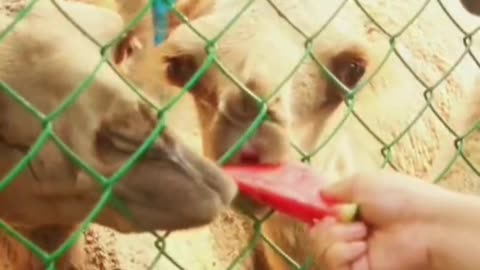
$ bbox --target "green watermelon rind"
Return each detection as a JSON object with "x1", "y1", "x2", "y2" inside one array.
[{"x1": 337, "y1": 203, "x2": 360, "y2": 222}]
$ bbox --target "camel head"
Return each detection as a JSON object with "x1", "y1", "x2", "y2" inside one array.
[{"x1": 0, "y1": 0, "x2": 237, "y2": 233}]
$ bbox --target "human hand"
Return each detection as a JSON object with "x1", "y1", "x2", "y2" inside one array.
[{"x1": 311, "y1": 170, "x2": 458, "y2": 270}]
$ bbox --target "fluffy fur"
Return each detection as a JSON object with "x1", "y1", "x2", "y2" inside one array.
[
  {"x1": 0, "y1": 1, "x2": 236, "y2": 269},
  {"x1": 149, "y1": 0, "x2": 480, "y2": 269}
]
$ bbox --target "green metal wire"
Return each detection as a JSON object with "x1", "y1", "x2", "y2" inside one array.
[{"x1": 0, "y1": 0, "x2": 479, "y2": 269}]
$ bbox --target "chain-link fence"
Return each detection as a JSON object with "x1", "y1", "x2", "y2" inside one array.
[{"x1": 1, "y1": 0, "x2": 480, "y2": 269}]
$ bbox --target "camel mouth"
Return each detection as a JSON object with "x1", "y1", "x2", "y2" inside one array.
[
  {"x1": 95, "y1": 129, "x2": 237, "y2": 232},
  {"x1": 110, "y1": 184, "x2": 226, "y2": 232},
  {"x1": 238, "y1": 149, "x2": 261, "y2": 165},
  {"x1": 233, "y1": 145, "x2": 287, "y2": 167},
  {"x1": 228, "y1": 148, "x2": 288, "y2": 217}
]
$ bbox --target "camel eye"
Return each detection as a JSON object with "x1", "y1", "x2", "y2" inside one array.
[
  {"x1": 165, "y1": 54, "x2": 198, "y2": 87},
  {"x1": 344, "y1": 60, "x2": 366, "y2": 88},
  {"x1": 322, "y1": 50, "x2": 367, "y2": 105},
  {"x1": 331, "y1": 51, "x2": 367, "y2": 90}
]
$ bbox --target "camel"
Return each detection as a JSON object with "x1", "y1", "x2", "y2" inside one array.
[
  {"x1": 461, "y1": 0, "x2": 480, "y2": 15},
  {"x1": 0, "y1": 1, "x2": 236, "y2": 269},
  {"x1": 135, "y1": 0, "x2": 480, "y2": 269}
]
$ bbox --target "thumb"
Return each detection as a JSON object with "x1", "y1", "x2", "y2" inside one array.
[
  {"x1": 320, "y1": 178, "x2": 358, "y2": 204},
  {"x1": 319, "y1": 178, "x2": 362, "y2": 223}
]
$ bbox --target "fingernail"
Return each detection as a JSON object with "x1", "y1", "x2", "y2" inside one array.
[
  {"x1": 319, "y1": 189, "x2": 344, "y2": 205},
  {"x1": 348, "y1": 241, "x2": 367, "y2": 257}
]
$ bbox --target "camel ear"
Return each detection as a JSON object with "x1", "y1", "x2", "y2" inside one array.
[
  {"x1": 114, "y1": 0, "x2": 215, "y2": 71},
  {"x1": 113, "y1": 32, "x2": 144, "y2": 73},
  {"x1": 167, "y1": 0, "x2": 215, "y2": 36},
  {"x1": 55, "y1": 0, "x2": 124, "y2": 44}
]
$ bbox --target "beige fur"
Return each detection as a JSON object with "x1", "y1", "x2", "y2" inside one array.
[
  {"x1": 0, "y1": 1, "x2": 237, "y2": 269},
  {"x1": 145, "y1": 0, "x2": 480, "y2": 269},
  {"x1": 70, "y1": 0, "x2": 154, "y2": 75},
  {"x1": 429, "y1": 74, "x2": 480, "y2": 194}
]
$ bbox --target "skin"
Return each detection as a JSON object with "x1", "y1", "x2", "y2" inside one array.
[
  {"x1": 0, "y1": 1, "x2": 237, "y2": 269},
  {"x1": 313, "y1": 170, "x2": 480, "y2": 270}
]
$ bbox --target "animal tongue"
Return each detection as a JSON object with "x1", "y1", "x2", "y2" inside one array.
[{"x1": 223, "y1": 163, "x2": 358, "y2": 225}]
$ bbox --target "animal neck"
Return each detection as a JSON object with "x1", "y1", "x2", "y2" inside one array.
[{"x1": 0, "y1": 224, "x2": 84, "y2": 270}]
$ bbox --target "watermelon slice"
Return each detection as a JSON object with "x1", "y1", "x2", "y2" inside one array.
[{"x1": 223, "y1": 163, "x2": 359, "y2": 225}]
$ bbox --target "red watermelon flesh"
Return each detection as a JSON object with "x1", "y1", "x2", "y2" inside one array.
[{"x1": 223, "y1": 163, "x2": 358, "y2": 225}]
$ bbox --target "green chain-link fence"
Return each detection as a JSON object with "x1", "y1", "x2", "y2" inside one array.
[{"x1": 1, "y1": 0, "x2": 480, "y2": 269}]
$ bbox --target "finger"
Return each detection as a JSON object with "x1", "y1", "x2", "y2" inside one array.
[
  {"x1": 320, "y1": 178, "x2": 359, "y2": 203},
  {"x1": 311, "y1": 222, "x2": 368, "y2": 242},
  {"x1": 329, "y1": 222, "x2": 367, "y2": 242},
  {"x1": 352, "y1": 255, "x2": 369, "y2": 270},
  {"x1": 309, "y1": 216, "x2": 336, "y2": 234},
  {"x1": 324, "y1": 241, "x2": 367, "y2": 269},
  {"x1": 316, "y1": 216, "x2": 337, "y2": 227},
  {"x1": 320, "y1": 171, "x2": 406, "y2": 203}
]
